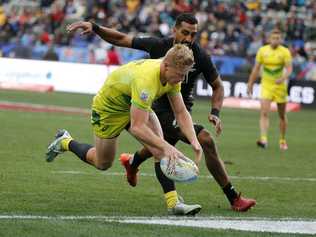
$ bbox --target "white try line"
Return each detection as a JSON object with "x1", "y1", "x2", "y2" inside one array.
[
  {"x1": 51, "y1": 171, "x2": 316, "y2": 182},
  {"x1": 1, "y1": 215, "x2": 315, "y2": 235}
]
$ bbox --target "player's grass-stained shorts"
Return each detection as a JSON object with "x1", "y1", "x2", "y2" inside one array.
[
  {"x1": 91, "y1": 104, "x2": 130, "y2": 139},
  {"x1": 260, "y1": 81, "x2": 288, "y2": 103}
]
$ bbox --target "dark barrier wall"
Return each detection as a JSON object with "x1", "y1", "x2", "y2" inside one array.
[{"x1": 194, "y1": 75, "x2": 316, "y2": 109}]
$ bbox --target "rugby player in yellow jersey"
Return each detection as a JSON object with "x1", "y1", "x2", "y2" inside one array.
[
  {"x1": 45, "y1": 44, "x2": 203, "y2": 215},
  {"x1": 247, "y1": 29, "x2": 293, "y2": 150},
  {"x1": 67, "y1": 14, "x2": 256, "y2": 214}
]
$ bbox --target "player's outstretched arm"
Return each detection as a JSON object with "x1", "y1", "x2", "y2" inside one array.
[
  {"x1": 66, "y1": 21, "x2": 133, "y2": 48},
  {"x1": 168, "y1": 94, "x2": 202, "y2": 166},
  {"x1": 129, "y1": 105, "x2": 183, "y2": 160}
]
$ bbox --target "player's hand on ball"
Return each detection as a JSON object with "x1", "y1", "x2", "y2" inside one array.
[
  {"x1": 67, "y1": 21, "x2": 92, "y2": 35},
  {"x1": 164, "y1": 144, "x2": 184, "y2": 161},
  {"x1": 162, "y1": 145, "x2": 183, "y2": 175},
  {"x1": 208, "y1": 114, "x2": 222, "y2": 136}
]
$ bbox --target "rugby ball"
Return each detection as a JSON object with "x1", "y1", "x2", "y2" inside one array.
[{"x1": 160, "y1": 156, "x2": 198, "y2": 182}]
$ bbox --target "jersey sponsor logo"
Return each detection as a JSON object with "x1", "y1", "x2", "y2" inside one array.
[{"x1": 140, "y1": 90, "x2": 149, "y2": 102}]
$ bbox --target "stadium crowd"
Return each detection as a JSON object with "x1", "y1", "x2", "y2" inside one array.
[{"x1": 0, "y1": 0, "x2": 316, "y2": 80}]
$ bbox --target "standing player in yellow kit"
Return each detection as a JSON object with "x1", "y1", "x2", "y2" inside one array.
[{"x1": 247, "y1": 29, "x2": 293, "y2": 150}]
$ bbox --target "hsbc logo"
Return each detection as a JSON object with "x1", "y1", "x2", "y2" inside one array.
[
  {"x1": 195, "y1": 79, "x2": 315, "y2": 106},
  {"x1": 289, "y1": 86, "x2": 314, "y2": 104},
  {"x1": 196, "y1": 80, "x2": 231, "y2": 97},
  {"x1": 196, "y1": 79, "x2": 258, "y2": 99}
]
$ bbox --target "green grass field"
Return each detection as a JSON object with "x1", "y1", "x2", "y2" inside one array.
[{"x1": 1, "y1": 90, "x2": 315, "y2": 237}]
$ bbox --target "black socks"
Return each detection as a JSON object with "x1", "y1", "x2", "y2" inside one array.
[
  {"x1": 130, "y1": 151, "x2": 146, "y2": 169},
  {"x1": 69, "y1": 140, "x2": 93, "y2": 162},
  {"x1": 223, "y1": 182, "x2": 238, "y2": 205},
  {"x1": 154, "y1": 162, "x2": 175, "y2": 193}
]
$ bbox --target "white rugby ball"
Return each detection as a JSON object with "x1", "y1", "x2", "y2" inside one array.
[{"x1": 160, "y1": 156, "x2": 198, "y2": 182}]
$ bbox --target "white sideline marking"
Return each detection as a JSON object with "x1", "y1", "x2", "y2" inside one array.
[
  {"x1": 0, "y1": 215, "x2": 315, "y2": 234},
  {"x1": 51, "y1": 171, "x2": 316, "y2": 182}
]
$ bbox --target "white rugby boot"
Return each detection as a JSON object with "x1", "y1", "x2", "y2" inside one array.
[
  {"x1": 168, "y1": 200, "x2": 202, "y2": 216},
  {"x1": 46, "y1": 129, "x2": 72, "y2": 162}
]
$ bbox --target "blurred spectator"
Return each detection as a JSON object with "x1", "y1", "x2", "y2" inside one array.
[
  {"x1": 247, "y1": 33, "x2": 264, "y2": 57},
  {"x1": 267, "y1": 0, "x2": 289, "y2": 11},
  {"x1": 40, "y1": 0, "x2": 54, "y2": 8},
  {"x1": 50, "y1": 2, "x2": 65, "y2": 32},
  {"x1": 0, "y1": 5, "x2": 6, "y2": 27},
  {"x1": 43, "y1": 45, "x2": 59, "y2": 61},
  {"x1": 199, "y1": 31, "x2": 211, "y2": 54},
  {"x1": 0, "y1": 0, "x2": 315, "y2": 79},
  {"x1": 298, "y1": 54, "x2": 316, "y2": 81},
  {"x1": 11, "y1": 43, "x2": 32, "y2": 59},
  {"x1": 105, "y1": 46, "x2": 121, "y2": 65},
  {"x1": 171, "y1": 0, "x2": 192, "y2": 17}
]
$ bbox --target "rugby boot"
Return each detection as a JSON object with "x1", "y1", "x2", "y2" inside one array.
[
  {"x1": 256, "y1": 140, "x2": 268, "y2": 149},
  {"x1": 279, "y1": 140, "x2": 288, "y2": 151},
  {"x1": 46, "y1": 129, "x2": 72, "y2": 162},
  {"x1": 231, "y1": 193, "x2": 256, "y2": 212},
  {"x1": 168, "y1": 201, "x2": 202, "y2": 216},
  {"x1": 120, "y1": 153, "x2": 139, "y2": 187}
]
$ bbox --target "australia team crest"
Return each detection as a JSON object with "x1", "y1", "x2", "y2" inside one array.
[{"x1": 140, "y1": 90, "x2": 149, "y2": 102}]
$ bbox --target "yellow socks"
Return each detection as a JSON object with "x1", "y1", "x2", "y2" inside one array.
[
  {"x1": 61, "y1": 138, "x2": 72, "y2": 151},
  {"x1": 279, "y1": 138, "x2": 286, "y2": 145},
  {"x1": 260, "y1": 135, "x2": 267, "y2": 143},
  {"x1": 165, "y1": 191, "x2": 178, "y2": 209}
]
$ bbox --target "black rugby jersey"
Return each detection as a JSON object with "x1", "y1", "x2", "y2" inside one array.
[{"x1": 132, "y1": 37, "x2": 219, "y2": 112}]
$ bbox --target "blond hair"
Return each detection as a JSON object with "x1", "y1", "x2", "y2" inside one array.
[
  {"x1": 164, "y1": 44, "x2": 194, "y2": 70},
  {"x1": 270, "y1": 28, "x2": 283, "y2": 36}
]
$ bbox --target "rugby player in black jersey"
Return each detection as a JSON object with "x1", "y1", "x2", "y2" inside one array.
[{"x1": 67, "y1": 13, "x2": 256, "y2": 215}]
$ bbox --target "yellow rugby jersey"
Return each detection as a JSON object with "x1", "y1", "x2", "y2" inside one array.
[
  {"x1": 256, "y1": 44, "x2": 292, "y2": 83},
  {"x1": 93, "y1": 59, "x2": 181, "y2": 113}
]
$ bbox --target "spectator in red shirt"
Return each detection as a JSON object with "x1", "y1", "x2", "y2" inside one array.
[{"x1": 105, "y1": 46, "x2": 121, "y2": 65}]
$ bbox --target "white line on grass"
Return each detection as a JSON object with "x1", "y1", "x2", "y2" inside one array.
[
  {"x1": 1, "y1": 215, "x2": 315, "y2": 234},
  {"x1": 51, "y1": 171, "x2": 316, "y2": 182}
]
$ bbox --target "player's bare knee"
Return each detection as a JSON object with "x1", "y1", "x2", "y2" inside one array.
[
  {"x1": 261, "y1": 111, "x2": 269, "y2": 118},
  {"x1": 198, "y1": 130, "x2": 215, "y2": 149},
  {"x1": 139, "y1": 147, "x2": 153, "y2": 159},
  {"x1": 95, "y1": 161, "x2": 113, "y2": 171},
  {"x1": 279, "y1": 114, "x2": 287, "y2": 120}
]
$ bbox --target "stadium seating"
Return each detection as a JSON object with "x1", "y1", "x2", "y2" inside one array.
[{"x1": 0, "y1": 0, "x2": 315, "y2": 79}]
